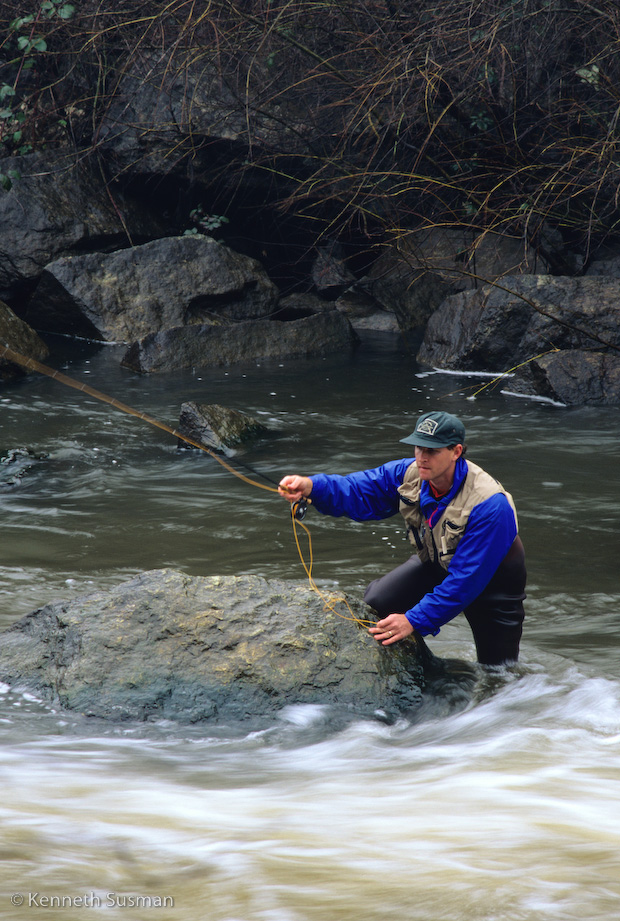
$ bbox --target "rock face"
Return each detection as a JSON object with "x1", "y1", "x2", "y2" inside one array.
[
  {"x1": 367, "y1": 228, "x2": 545, "y2": 333},
  {"x1": 417, "y1": 275, "x2": 620, "y2": 374},
  {"x1": 0, "y1": 301, "x2": 49, "y2": 381},
  {"x1": 97, "y1": 50, "x2": 309, "y2": 180},
  {"x1": 26, "y1": 235, "x2": 280, "y2": 342},
  {"x1": 122, "y1": 310, "x2": 358, "y2": 372},
  {"x1": 0, "y1": 569, "x2": 450, "y2": 725},
  {"x1": 0, "y1": 151, "x2": 157, "y2": 300},
  {"x1": 511, "y1": 349, "x2": 620, "y2": 405}
]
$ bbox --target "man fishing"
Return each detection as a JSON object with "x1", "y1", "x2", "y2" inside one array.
[{"x1": 279, "y1": 410, "x2": 526, "y2": 666}]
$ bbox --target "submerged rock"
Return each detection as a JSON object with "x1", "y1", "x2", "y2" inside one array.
[
  {"x1": 0, "y1": 569, "x2": 471, "y2": 726},
  {"x1": 0, "y1": 447, "x2": 48, "y2": 488},
  {"x1": 178, "y1": 402, "x2": 271, "y2": 454}
]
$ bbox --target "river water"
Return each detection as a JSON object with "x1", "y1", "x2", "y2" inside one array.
[{"x1": 1, "y1": 332, "x2": 619, "y2": 920}]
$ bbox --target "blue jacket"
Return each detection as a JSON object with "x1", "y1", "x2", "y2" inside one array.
[{"x1": 310, "y1": 458, "x2": 518, "y2": 636}]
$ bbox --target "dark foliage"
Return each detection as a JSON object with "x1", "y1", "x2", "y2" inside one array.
[{"x1": 1, "y1": 0, "x2": 619, "y2": 259}]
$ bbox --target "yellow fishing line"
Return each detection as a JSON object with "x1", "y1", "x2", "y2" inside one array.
[{"x1": 291, "y1": 502, "x2": 376, "y2": 628}]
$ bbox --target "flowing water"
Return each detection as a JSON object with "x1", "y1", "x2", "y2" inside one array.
[{"x1": 1, "y1": 332, "x2": 619, "y2": 920}]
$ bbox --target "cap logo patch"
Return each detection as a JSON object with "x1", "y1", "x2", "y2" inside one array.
[{"x1": 416, "y1": 419, "x2": 438, "y2": 436}]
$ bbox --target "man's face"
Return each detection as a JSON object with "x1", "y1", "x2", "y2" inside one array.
[{"x1": 414, "y1": 444, "x2": 463, "y2": 490}]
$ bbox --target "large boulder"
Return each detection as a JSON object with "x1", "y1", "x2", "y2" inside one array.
[
  {"x1": 0, "y1": 301, "x2": 49, "y2": 381},
  {"x1": 510, "y1": 349, "x2": 620, "y2": 405},
  {"x1": 121, "y1": 310, "x2": 358, "y2": 372},
  {"x1": 0, "y1": 569, "x2": 471, "y2": 726},
  {"x1": 25, "y1": 235, "x2": 280, "y2": 342},
  {"x1": 0, "y1": 150, "x2": 157, "y2": 301},
  {"x1": 418, "y1": 275, "x2": 620, "y2": 375},
  {"x1": 367, "y1": 227, "x2": 545, "y2": 333}
]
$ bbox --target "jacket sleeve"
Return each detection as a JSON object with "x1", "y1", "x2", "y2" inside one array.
[
  {"x1": 309, "y1": 459, "x2": 415, "y2": 521},
  {"x1": 404, "y1": 493, "x2": 518, "y2": 636}
]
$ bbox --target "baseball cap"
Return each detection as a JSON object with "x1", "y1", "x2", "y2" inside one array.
[{"x1": 400, "y1": 411, "x2": 466, "y2": 448}]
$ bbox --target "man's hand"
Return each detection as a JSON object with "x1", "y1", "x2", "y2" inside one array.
[
  {"x1": 278, "y1": 475, "x2": 313, "y2": 503},
  {"x1": 369, "y1": 613, "x2": 414, "y2": 645}
]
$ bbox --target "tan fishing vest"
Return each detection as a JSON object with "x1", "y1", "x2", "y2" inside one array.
[{"x1": 397, "y1": 461, "x2": 518, "y2": 571}]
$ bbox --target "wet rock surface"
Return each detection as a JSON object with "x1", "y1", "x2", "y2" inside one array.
[
  {"x1": 0, "y1": 447, "x2": 48, "y2": 488},
  {"x1": 0, "y1": 569, "x2": 473, "y2": 726},
  {"x1": 178, "y1": 402, "x2": 272, "y2": 454}
]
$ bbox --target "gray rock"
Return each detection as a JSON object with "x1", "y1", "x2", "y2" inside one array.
[
  {"x1": 26, "y1": 235, "x2": 280, "y2": 342},
  {"x1": 0, "y1": 301, "x2": 49, "y2": 380},
  {"x1": 585, "y1": 253, "x2": 620, "y2": 278},
  {"x1": 98, "y1": 49, "x2": 309, "y2": 179},
  {"x1": 510, "y1": 349, "x2": 620, "y2": 405},
  {"x1": 178, "y1": 402, "x2": 271, "y2": 454},
  {"x1": 0, "y1": 150, "x2": 157, "y2": 299},
  {"x1": 273, "y1": 293, "x2": 333, "y2": 319},
  {"x1": 311, "y1": 240, "x2": 356, "y2": 295},
  {"x1": 335, "y1": 289, "x2": 400, "y2": 333},
  {"x1": 121, "y1": 311, "x2": 358, "y2": 372},
  {"x1": 418, "y1": 275, "x2": 620, "y2": 373},
  {"x1": 367, "y1": 228, "x2": 545, "y2": 333},
  {"x1": 0, "y1": 569, "x2": 457, "y2": 726}
]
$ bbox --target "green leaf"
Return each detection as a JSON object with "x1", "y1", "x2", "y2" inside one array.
[
  {"x1": 0, "y1": 85, "x2": 15, "y2": 100},
  {"x1": 10, "y1": 15, "x2": 34, "y2": 30},
  {"x1": 32, "y1": 38, "x2": 47, "y2": 52},
  {"x1": 58, "y1": 4, "x2": 76, "y2": 19}
]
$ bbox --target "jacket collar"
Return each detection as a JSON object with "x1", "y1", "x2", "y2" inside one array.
[{"x1": 420, "y1": 457, "x2": 468, "y2": 527}]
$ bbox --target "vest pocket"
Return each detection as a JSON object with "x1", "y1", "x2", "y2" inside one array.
[{"x1": 439, "y1": 519, "x2": 463, "y2": 559}]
